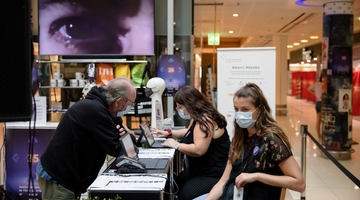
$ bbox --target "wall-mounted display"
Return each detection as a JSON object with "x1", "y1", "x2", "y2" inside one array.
[
  {"x1": 38, "y1": 0, "x2": 154, "y2": 56},
  {"x1": 157, "y1": 55, "x2": 186, "y2": 97}
]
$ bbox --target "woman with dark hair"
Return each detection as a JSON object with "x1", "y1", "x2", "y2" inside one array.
[
  {"x1": 152, "y1": 85, "x2": 230, "y2": 200},
  {"x1": 205, "y1": 83, "x2": 305, "y2": 200}
]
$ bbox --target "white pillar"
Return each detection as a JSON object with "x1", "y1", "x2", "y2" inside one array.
[{"x1": 166, "y1": 0, "x2": 174, "y2": 119}]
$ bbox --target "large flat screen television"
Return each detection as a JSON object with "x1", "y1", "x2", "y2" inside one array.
[{"x1": 38, "y1": 0, "x2": 154, "y2": 56}]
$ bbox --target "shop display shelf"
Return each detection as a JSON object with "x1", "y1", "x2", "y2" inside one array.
[{"x1": 39, "y1": 86, "x2": 85, "y2": 89}]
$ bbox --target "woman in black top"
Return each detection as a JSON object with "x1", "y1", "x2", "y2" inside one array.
[
  {"x1": 206, "y1": 83, "x2": 305, "y2": 200},
  {"x1": 152, "y1": 86, "x2": 230, "y2": 200}
]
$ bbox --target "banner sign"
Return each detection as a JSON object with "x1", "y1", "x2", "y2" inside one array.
[
  {"x1": 217, "y1": 47, "x2": 276, "y2": 139},
  {"x1": 5, "y1": 128, "x2": 55, "y2": 200}
]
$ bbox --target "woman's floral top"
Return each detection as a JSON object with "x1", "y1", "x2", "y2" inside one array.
[{"x1": 220, "y1": 132, "x2": 292, "y2": 200}]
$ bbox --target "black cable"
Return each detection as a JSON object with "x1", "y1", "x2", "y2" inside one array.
[
  {"x1": 27, "y1": 95, "x2": 37, "y2": 197},
  {"x1": 0, "y1": 186, "x2": 14, "y2": 200},
  {"x1": 306, "y1": 131, "x2": 360, "y2": 187}
]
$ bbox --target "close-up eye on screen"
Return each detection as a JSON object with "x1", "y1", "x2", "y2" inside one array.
[{"x1": 38, "y1": 0, "x2": 154, "y2": 55}]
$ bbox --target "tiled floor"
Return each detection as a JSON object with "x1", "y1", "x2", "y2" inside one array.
[{"x1": 280, "y1": 96, "x2": 360, "y2": 200}]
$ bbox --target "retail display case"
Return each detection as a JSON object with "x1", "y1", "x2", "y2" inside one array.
[{"x1": 36, "y1": 59, "x2": 152, "y2": 127}]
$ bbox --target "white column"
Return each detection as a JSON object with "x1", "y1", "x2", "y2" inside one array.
[
  {"x1": 166, "y1": 0, "x2": 174, "y2": 119},
  {"x1": 273, "y1": 35, "x2": 288, "y2": 116}
]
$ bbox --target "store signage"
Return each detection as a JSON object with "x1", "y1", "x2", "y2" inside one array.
[
  {"x1": 217, "y1": 47, "x2": 276, "y2": 139},
  {"x1": 208, "y1": 33, "x2": 220, "y2": 45},
  {"x1": 302, "y1": 48, "x2": 312, "y2": 61}
]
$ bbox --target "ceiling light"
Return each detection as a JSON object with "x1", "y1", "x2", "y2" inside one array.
[
  {"x1": 233, "y1": 14, "x2": 238, "y2": 17},
  {"x1": 301, "y1": 40, "x2": 308, "y2": 43},
  {"x1": 310, "y1": 36, "x2": 318, "y2": 39},
  {"x1": 358, "y1": 17, "x2": 360, "y2": 21},
  {"x1": 293, "y1": 43, "x2": 300, "y2": 46},
  {"x1": 295, "y1": 0, "x2": 322, "y2": 7},
  {"x1": 287, "y1": 45, "x2": 293, "y2": 48},
  {"x1": 229, "y1": 31, "x2": 233, "y2": 34}
]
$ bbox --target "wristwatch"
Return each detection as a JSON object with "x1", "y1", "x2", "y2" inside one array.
[
  {"x1": 174, "y1": 142, "x2": 180, "y2": 150},
  {"x1": 164, "y1": 128, "x2": 173, "y2": 138}
]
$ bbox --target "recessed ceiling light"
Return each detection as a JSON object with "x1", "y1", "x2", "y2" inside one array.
[
  {"x1": 287, "y1": 45, "x2": 293, "y2": 48},
  {"x1": 293, "y1": 43, "x2": 300, "y2": 46},
  {"x1": 229, "y1": 31, "x2": 233, "y2": 34},
  {"x1": 301, "y1": 40, "x2": 308, "y2": 43},
  {"x1": 310, "y1": 36, "x2": 318, "y2": 39},
  {"x1": 358, "y1": 17, "x2": 360, "y2": 21},
  {"x1": 233, "y1": 14, "x2": 239, "y2": 17}
]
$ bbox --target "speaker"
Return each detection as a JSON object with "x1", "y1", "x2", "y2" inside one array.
[{"x1": 0, "y1": 0, "x2": 33, "y2": 122}]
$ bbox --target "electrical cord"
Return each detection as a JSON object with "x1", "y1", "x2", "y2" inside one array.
[{"x1": 27, "y1": 94, "x2": 37, "y2": 197}]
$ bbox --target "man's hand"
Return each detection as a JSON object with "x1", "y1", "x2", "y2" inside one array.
[
  {"x1": 123, "y1": 125, "x2": 136, "y2": 138},
  {"x1": 116, "y1": 125, "x2": 126, "y2": 137}
]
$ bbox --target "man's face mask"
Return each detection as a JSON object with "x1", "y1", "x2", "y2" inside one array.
[
  {"x1": 145, "y1": 87, "x2": 154, "y2": 98},
  {"x1": 117, "y1": 105, "x2": 132, "y2": 117}
]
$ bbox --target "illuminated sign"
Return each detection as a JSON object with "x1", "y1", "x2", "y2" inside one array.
[
  {"x1": 208, "y1": 33, "x2": 220, "y2": 45},
  {"x1": 302, "y1": 48, "x2": 312, "y2": 61}
]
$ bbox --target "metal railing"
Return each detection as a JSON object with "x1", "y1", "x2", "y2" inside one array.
[{"x1": 300, "y1": 124, "x2": 360, "y2": 200}]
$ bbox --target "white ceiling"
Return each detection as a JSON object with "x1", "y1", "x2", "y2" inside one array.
[{"x1": 194, "y1": 0, "x2": 360, "y2": 54}]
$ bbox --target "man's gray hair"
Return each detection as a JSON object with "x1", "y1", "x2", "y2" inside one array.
[{"x1": 103, "y1": 77, "x2": 135, "y2": 105}]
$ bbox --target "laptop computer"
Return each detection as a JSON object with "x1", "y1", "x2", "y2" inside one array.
[
  {"x1": 139, "y1": 121, "x2": 169, "y2": 148},
  {"x1": 117, "y1": 133, "x2": 169, "y2": 172}
]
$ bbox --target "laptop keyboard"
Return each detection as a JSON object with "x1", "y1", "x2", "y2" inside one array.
[{"x1": 139, "y1": 158, "x2": 158, "y2": 168}]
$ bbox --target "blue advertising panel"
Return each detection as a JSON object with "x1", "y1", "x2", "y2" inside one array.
[
  {"x1": 157, "y1": 55, "x2": 186, "y2": 97},
  {"x1": 5, "y1": 128, "x2": 54, "y2": 200}
]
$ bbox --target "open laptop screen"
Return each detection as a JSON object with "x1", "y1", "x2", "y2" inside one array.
[
  {"x1": 139, "y1": 122, "x2": 155, "y2": 146},
  {"x1": 120, "y1": 133, "x2": 138, "y2": 159}
]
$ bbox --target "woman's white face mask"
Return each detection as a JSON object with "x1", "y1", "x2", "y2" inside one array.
[
  {"x1": 178, "y1": 109, "x2": 191, "y2": 120},
  {"x1": 235, "y1": 107, "x2": 258, "y2": 128}
]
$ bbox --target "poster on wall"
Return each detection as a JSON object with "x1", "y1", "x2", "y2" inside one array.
[
  {"x1": 5, "y1": 128, "x2": 55, "y2": 200},
  {"x1": 338, "y1": 89, "x2": 351, "y2": 112},
  {"x1": 331, "y1": 46, "x2": 352, "y2": 77},
  {"x1": 217, "y1": 47, "x2": 276, "y2": 139},
  {"x1": 322, "y1": 37, "x2": 329, "y2": 69}
]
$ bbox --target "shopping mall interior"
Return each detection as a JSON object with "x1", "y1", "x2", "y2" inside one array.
[
  {"x1": 192, "y1": 1, "x2": 360, "y2": 199},
  {"x1": 194, "y1": 2, "x2": 360, "y2": 199}
]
